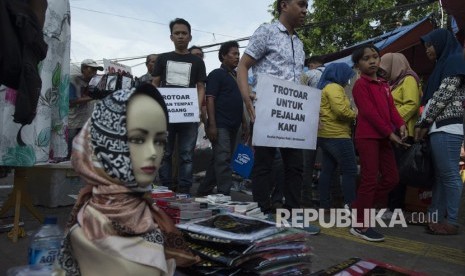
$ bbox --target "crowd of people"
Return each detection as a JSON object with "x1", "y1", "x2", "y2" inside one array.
[{"x1": 65, "y1": 0, "x2": 465, "y2": 242}]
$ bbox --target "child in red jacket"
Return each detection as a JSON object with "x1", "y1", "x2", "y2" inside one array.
[{"x1": 350, "y1": 45, "x2": 409, "y2": 242}]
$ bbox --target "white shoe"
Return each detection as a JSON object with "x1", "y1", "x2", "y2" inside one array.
[{"x1": 350, "y1": 227, "x2": 385, "y2": 242}]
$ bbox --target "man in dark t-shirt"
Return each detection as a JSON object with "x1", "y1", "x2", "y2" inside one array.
[
  {"x1": 197, "y1": 41, "x2": 248, "y2": 196},
  {"x1": 152, "y1": 18, "x2": 207, "y2": 194}
]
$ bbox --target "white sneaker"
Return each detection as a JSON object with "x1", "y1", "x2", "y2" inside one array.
[{"x1": 350, "y1": 227, "x2": 385, "y2": 242}]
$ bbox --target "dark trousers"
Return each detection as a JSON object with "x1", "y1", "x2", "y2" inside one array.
[
  {"x1": 252, "y1": 146, "x2": 303, "y2": 212},
  {"x1": 302, "y1": 149, "x2": 317, "y2": 207},
  {"x1": 159, "y1": 122, "x2": 198, "y2": 190},
  {"x1": 271, "y1": 149, "x2": 285, "y2": 204},
  {"x1": 197, "y1": 127, "x2": 238, "y2": 196}
]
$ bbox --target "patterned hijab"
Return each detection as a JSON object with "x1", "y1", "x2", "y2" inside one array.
[
  {"x1": 379, "y1": 53, "x2": 420, "y2": 90},
  {"x1": 90, "y1": 84, "x2": 169, "y2": 190},
  {"x1": 420, "y1": 28, "x2": 465, "y2": 105},
  {"x1": 317, "y1": 62, "x2": 355, "y2": 90},
  {"x1": 90, "y1": 89, "x2": 139, "y2": 187}
]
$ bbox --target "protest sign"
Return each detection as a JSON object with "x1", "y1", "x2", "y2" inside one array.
[
  {"x1": 103, "y1": 59, "x2": 132, "y2": 75},
  {"x1": 253, "y1": 74, "x2": 321, "y2": 149},
  {"x1": 102, "y1": 59, "x2": 133, "y2": 90},
  {"x1": 158, "y1": 88, "x2": 199, "y2": 123}
]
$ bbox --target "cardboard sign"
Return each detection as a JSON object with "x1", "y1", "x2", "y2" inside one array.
[
  {"x1": 158, "y1": 88, "x2": 199, "y2": 123},
  {"x1": 253, "y1": 74, "x2": 321, "y2": 149}
]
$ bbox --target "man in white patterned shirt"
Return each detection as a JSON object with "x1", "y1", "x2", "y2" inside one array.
[{"x1": 237, "y1": 0, "x2": 320, "y2": 234}]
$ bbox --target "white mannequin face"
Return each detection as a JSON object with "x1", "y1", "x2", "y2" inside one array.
[{"x1": 126, "y1": 94, "x2": 167, "y2": 187}]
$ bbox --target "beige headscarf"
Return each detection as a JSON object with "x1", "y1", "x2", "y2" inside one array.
[{"x1": 379, "y1": 53, "x2": 420, "y2": 90}]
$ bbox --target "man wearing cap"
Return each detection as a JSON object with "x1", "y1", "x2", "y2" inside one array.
[{"x1": 67, "y1": 59, "x2": 103, "y2": 158}]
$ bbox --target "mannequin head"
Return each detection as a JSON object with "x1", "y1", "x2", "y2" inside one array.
[
  {"x1": 127, "y1": 94, "x2": 167, "y2": 187},
  {"x1": 90, "y1": 83, "x2": 169, "y2": 190}
]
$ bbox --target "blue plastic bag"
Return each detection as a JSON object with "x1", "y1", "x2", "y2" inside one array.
[{"x1": 231, "y1": 143, "x2": 254, "y2": 179}]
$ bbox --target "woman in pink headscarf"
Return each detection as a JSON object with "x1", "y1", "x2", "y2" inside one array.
[
  {"x1": 378, "y1": 52, "x2": 421, "y2": 217},
  {"x1": 379, "y1": 53, "x2": 421, "y2": 140}
]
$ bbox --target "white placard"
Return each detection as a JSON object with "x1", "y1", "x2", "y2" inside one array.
[
  {"x1": 103, "y1": 58, "x2": 132, "y2": 75},
  {"x1": 253, "y1": 74, "x2": 321, "y2": 149},
  {"x1": 158, "y1": 88, "x2": 199, "y2": 123}
]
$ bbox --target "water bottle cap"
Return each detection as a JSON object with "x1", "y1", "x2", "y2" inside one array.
[{"x1": 43, "y1": 216, "x2": 57, "y2": 224}]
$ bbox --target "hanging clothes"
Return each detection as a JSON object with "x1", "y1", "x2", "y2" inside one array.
[{"x1": 0, "y1": 0, "x2": 70, "y2": 166}]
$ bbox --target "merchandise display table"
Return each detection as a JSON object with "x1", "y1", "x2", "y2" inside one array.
[{"x1": 0, "y1": 162, "x2": 81, "y2": 242}]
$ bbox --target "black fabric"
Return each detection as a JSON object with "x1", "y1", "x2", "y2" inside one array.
[
  {"x1": 205, "y1": 67, "x2": 243, "y2": 129},
  {"x1": 152, "y1": 51, "x2": 206, "y2": 88},
  {"x1": 0, "y1": 0, "x2": 22, "y2": 89},
  {"x1": 398, "y1": 141, "x2": 434, "y2": 188},
  {"x1": 420, "y1": 29, "x2": 465, "y2": 105},
  {"x1": 0, "y1": 0, "x2": 48, "y2": 125}
]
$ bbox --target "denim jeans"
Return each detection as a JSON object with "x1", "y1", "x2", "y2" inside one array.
[
  {"x1": 318, "y1": 138, "x2": 357, "y2": 209},
  {"x1": 429, "y1": 132, "x2": 463, "y2": 226},
  {"x1": 252, "y1": 147, "x2": 303, "y2": 211},
  {"x1": 197, "y1": 127, "x2": 238, "y2": 195},
  {"x1": 159, "y1": 122, "x2": 198, "y2": 190}
]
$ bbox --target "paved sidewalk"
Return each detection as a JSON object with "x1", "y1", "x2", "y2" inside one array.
[{"x1": 1, "y1": 171, "x2": 464, "y2": 275}]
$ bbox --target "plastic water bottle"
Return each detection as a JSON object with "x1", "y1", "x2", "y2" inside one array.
[
  {"x1": 7, "y1": 264, "x2": 52, "y2": 276},
  {"x1": 28, "y1": 216, "x2": 63, "y2": 267}
]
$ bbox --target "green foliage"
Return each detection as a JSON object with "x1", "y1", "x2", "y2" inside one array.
[
  {"x1": 269, "y1": 0, "x2": 438, "y2": 56},
  {"x1": 268, "y1": 1, "x2": 278, "y2": 18}
]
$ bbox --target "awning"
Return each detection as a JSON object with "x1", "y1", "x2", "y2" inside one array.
[{"x1": 324, "y1": 16, "x2": 435, "y2": 67}]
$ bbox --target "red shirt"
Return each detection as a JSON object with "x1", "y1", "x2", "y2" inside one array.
[{"x1": 353, "y1": 74, "x2": 404, "y2": 139}]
